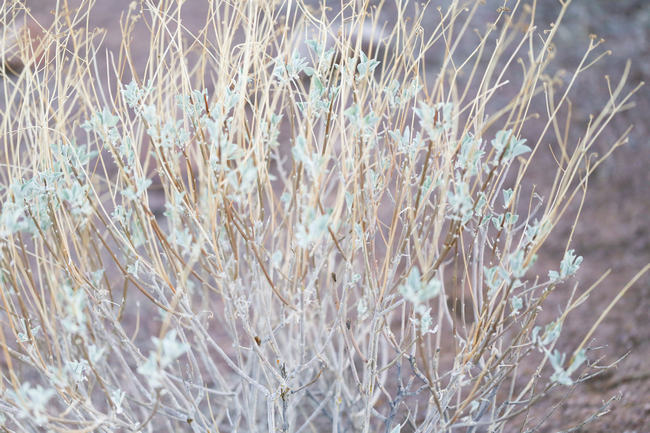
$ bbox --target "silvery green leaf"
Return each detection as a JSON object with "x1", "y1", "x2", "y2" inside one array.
[
  {"x1": 141, "y1": 104, "x2": 158, "y2": 126},
  {"x1": 510, "y1": 296, "x2": 523, "y2": 314},
  {"x1": 354, "y1": 223, "x2": 364, "y2": 242},
  {"x1": 385, "y1": 79, "x2": 400, "y2": 107},
  {"x1": 540, "y1": 320, "x2": 562, "y2": 346},
  {"x1": 475, "y1": 192, "x2": 488, "y2": 213},
  {"x1": 491, "y1": 130, "x2": 511, "y2": 152},
  {"x1": 388, "y1": 126, "x2": 411, "y2": 150},
  {"x1": 0, "y1": 201, "x2": 28, "y2": 237},
  {"x1": 400, "y1": 267, "x2": 441, "y2": 307},
  {"x1": 548, "y1": 349, "x2": 572, "y2": 385},
  {"x1": 547, "y1": 347, "x2": 585, "y2": 386},
  {"x1": 59, "y1": 284, "x2": 87, "y2": 334},
  {"x1": 345, "y1": 191, "x2": 353, "y2": 212},
  {"x1": 137, "y1": 354, "x2": 163, "y2": 388},
  {"x1": 176, "y1": 88, "x2": 207, "y2": 117},
  {"x1": 406, "y1": 266, "x2": 421, "y2": 292},
  {"x1": 491, "y1": 130, "x2": 530, "y2": 163},
  {"x1": 292, "y1": 135, "x2": 309, "y2": 164},
  {"x1": 306, "y1": 39, "x2": 321, "y2": 54},
  {"x1": 484, "y1": 266, "x2": 502, "y2": 294},
  {"x1": 567, "y1": 349, "x2": 587, "y2": 375},
  {"x1": 524, "y1": 219, "x2": 540, "y2": 242},
  {"x1": 87, "y1": 344, "x2": 105, "y2": 364},
  {"x1": 127, "y1": 260, "x2": 140, "y2": 276},
  {"x1": 308, "y1": 212, "x2": 330, "y2": 242},
  {"x1": 89, "y1": 269, "x2": 104, "y2": 287},
  {"x1": 418, "y1": 307, "x2": 433, "y2": 333},
  {"x1": 502, "y1": 188, "x2": 513, "y2": 208},
  {"x1": 273, "y1": 52, "x2": 308, "y2": 83},
  {"x1": 111, "y1": 389, "x2": 126, "y2": 414},
  {"x1": 172, "y1": 227, "x2": 193, "y2": 255},
  {"x1": 510, "y1": 139, "x2": 531, "y2": 159},
  {"x1": 271, "y1": 251, "x2": 283, "y2": 267},
  {"x1": 456, "y1": 133, "x2": 484, "y2": 175},
  {"x1": 560, "y1": 249, "x2": 583, "y2": 278},
  {"x1": 14, "y1": 383, "x2": 56, "y2": 425},
  {"x1": 59, "y1": 183, "x2": 92, "y2": 217},
  {"x1": 66, "y1": 359, "x2": 89, "y2": 384},
  {"x1": 414, "y1": 102, "x2": 436, "y2": 138},
  {"x1": 121, "y1": 176, "x2": 151, "y2": 202},
  {"x1": 548, "y1": 249, "x2": 583, "y2": 282},
  {"x1": 121, "y1": 80, "x2": 143, "y2": 108},
  {"x1": 416, "y1": 102, "x2": 453, "y2": 140},
  {"x1": 447, "y1": 179, "x2": 474, "y2": 223},
  {"x1": 548, "y1": 270, "x2": 560, "y2": 282},
  {"x1": 237, "y1": 158, "x2": 258, "y2": 193},
  {"x1": 439, "y1": 102, "x2": 453, "y2": 124},
  {"x1": 111, "y1": 204, "x2": 132, "y2": 227},
  {"x1": 303, "y1": 66, "x2": 316, "y2": 77},
  {"x1": 357, "y1": 296, "x2": 369, "y2": 320},
  {"x1": 403, "y1": 78, "x2": 421, "y2": 102},
  {"x1": 344, "y1": 104, "x2": 360, "y2": 122},
  {"x1": 16, "y1": 319, "x2": 40, "y2": 343},
  {"x1": 156, "y1": 329, "x2": 189, "y2": 367},
  {"x1": 422, "y1": 277, "x2": 441, "y2": 301},
  {"x1": 385, "y1": 77, "x2": 421, "y2": 108},
  {"x1": 508, "y1": 250, "x2": 527, "y2": 278},
  {"x1": 356, "y1": 51, "x2": 379, "y2": 82}
]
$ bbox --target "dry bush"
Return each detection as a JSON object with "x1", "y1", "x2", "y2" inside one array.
[{"x1": 0, "y1": 1, "x2": 646, "y2": 432}]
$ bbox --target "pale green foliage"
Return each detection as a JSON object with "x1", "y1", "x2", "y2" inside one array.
[
  {"x1": 548, "y1": 349, "x2": 587, "y2": 386},
  {"x1": 9, "y1": 383, "x2": 56, "y2": 426},
  {"x1": 399, "y1": 267, "x2": 441, "y2": 333},
  {"x1": 549, "y1": 249, "x2": 584, "y2": 282},
  {"x1": 274, "y1": 51, "x2": 309, "y2": 84},
  {"x1": 0, "y1": 0, "x2": 638, "y2": 432},
  {"x1": 137, "y1": 330, "x2": 189, "y2": 388},
  {"x1": 355, "y1": 51, "x2": 380, "y2": 83},
  {"x1": 490, "y1": 129, "x2": 531, "y2": 163}
]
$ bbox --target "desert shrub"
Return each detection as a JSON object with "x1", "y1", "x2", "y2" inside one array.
[{"x1": 0, "y1": 0, "x2": 645, "y2": 432}]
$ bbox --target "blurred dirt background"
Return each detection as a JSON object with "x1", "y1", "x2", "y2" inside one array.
[{"x1": 14, "y1": 0, "x2": 650, "y2": 431}]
